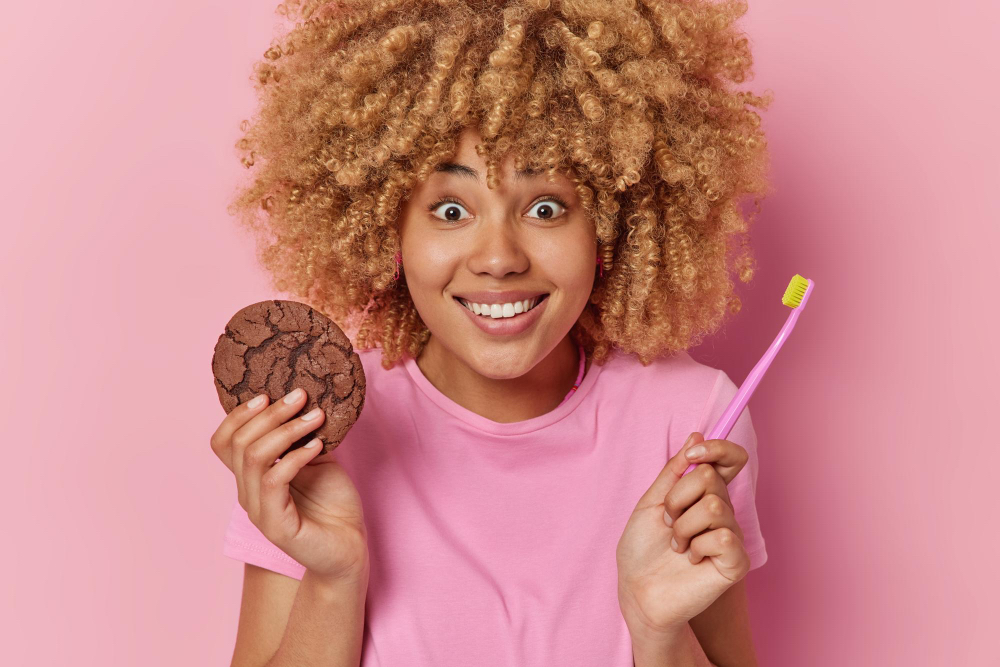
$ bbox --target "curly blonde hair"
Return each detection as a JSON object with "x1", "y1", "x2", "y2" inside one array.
[{"x1": 227, "y1": 0, "x2": 773, "y2": 370}]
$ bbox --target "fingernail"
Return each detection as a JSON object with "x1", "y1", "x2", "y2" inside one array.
[
  {"x1": 686, "y1": 445, "x2": 706, "y2": 459},
  {"x1": 284, "y1": 388, "x2": 303, "y2": 404},
  {"x1": 300, "y1": 407, "x2": 322, "y2": 421},
  {"x1": 671, "y1": 537, "x2": 679, "y2": 551},
  {"x1": 247, "y1": 394, "x2": 265, "y2": 410},
  {"x1": 304, "y1": 438, "x2": 320, "y2": 449},
  {"x1": 663, "y1": 510, "x2": 673, "y2": 527}
]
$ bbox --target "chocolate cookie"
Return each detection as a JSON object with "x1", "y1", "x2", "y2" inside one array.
[{"x1": 212, "y1": 300, "x2": 366, "y2": 457}]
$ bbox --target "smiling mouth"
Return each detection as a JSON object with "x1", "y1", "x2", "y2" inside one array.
[{"x1": 453, "y1": 294, "x2": 549, "y2": 319}]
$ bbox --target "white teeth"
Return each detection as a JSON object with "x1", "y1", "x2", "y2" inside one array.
[{"x1": 459, "y1": 296, "x2": 545, "y2": 318}]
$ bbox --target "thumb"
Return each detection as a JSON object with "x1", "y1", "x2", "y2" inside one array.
[{"x1": 634, "y1": 432, "x2": 706, "y2": 510}]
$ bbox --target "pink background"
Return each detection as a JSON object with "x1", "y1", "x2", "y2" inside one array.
[{"x1": 2, "y1": 1, "x2": 996, "y2": 664}]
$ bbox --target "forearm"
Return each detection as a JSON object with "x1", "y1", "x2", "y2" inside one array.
[
  {"x1": 629, "y1": 622, "x2": 716, "y2": 667},
  {"x1": 264, "y1": 568, "x2": 369, "y2": 667}
]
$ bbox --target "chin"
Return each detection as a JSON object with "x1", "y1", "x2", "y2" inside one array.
[{"x1": 460, "y1": 344, "x2": 541, "y2": 380}]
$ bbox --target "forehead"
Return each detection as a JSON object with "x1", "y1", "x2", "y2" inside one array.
[
  {"x1": 429, "y1": 127, "x2": 564, "y2": 185},
  {"x1": 406, "y1": 125, "x2": 580, "y2": 199},
  {"x1": 433, "y1": 160, "x2": 542, "y2": 185},
  {"x1": 439, "y1": 127, "x2": 528, "y2": 177}
]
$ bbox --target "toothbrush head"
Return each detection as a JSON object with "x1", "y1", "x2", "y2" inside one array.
[{"x1": 781, "y1": 274, "x2": 814, "y2": 309}]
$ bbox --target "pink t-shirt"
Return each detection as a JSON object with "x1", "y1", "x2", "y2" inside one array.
[{"x1": 222, "y1": 346, "x2": 767, "y2": 665}]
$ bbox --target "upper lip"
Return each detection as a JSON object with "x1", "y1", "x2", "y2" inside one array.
[{"x1": 453, "y1": 290, "x2": 549, "y2": 304}]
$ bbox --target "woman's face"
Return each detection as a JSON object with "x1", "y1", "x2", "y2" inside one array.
[{"x1": 397, "y1": 126, "x2": 597, "y2": 379}]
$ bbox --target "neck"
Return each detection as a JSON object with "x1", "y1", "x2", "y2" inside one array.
[{"x1": 415, "y1": 335, "x2": 588, "y2": 423}]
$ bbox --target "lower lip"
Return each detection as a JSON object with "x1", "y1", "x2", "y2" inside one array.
[{"x1": 454, "y1": 295, "x2": 549, "y2": 336}]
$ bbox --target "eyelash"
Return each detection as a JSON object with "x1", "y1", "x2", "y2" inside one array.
[{"x1": 427, "y1": 195, "x2": 569, "y2": 222}]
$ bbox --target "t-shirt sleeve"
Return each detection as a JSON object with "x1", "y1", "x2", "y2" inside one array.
[
  {"x1": 222, "y1": 499, "x2": 307, "y2": 581},
  {"x1": 697, "y1": 370, "x2": 768, "y2": 571}
]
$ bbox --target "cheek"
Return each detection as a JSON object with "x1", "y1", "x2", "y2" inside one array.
[
  {"x1": 402, "y1": 238, "x2": 459, "y2": 313},
  {"x1": 411, "y1": 243, "x2": 459, "y2": 286},
  {"x1": 533, "y1": 234, "x2": 596, "y2": 286},
  {"x1": 430, "y1": 236, "x2": 466, "y2": 262}
]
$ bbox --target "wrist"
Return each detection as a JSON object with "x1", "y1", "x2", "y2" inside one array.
[
  {"x1": 304, "y1": 561, "x2": 370, "y2": 594},
  {"x1": 628, "y1": 621, "x2": 708, "y2": 667},
  {"x1": 618, "y1": 581, "x2": 689, "y2": 640},
  {"x1": 625, "y1": 616, "x2": 689, "y2": 645},
  {"x1": 309, "y1": 541, "x2": 371, "y2": 588}
]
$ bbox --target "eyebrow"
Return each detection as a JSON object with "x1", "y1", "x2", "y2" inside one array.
[{"x1": 434, "y1": 161, "x2": 541, "y2": 183}]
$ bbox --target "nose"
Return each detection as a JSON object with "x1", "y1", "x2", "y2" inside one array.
[{"x1": 466, "y1": 217, "x2": 529, "y2": 279}]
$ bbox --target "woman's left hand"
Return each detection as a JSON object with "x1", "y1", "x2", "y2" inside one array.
[{"x1": 616, "y1": 431, "x2": 752, "y2": 636}]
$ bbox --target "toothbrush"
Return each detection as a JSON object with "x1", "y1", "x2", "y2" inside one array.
[{"x1": 681, "y1": 274, "x2": 815, "y2": 476}]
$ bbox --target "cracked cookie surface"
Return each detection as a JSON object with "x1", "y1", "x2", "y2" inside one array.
[{"x1": 212, "y1": 300, "x2": 366, "y2": 457}]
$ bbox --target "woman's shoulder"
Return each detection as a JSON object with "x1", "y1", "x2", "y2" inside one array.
[
  {"x1": 354, "y1": 346, "x2": 393, "y2": 380},
  {"x1": 352, "y1": 346, "x2": 413, "y2": 394},
  {"x1": 350, "y1": 344, "x2": 724, "y2": 402},
  {"x1": 600, "y1": 348, "x2": 724, "y2": 397},
  {"x1": 355, "y1": 345, "x2": 384, "y2": 364},
  {"x1": 334, "y1": 346, "x2": 404, "y2": 442}
]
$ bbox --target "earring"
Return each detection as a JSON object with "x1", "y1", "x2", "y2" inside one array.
[
  {"x1": 597, "y1": 243, "x2": 613, "y2": 277},
  {"x1": 392, "y1": 250, "x2": 402, "y2": 281}
]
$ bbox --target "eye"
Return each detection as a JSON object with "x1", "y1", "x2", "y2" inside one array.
[
  {"x1": 429, "y1": 198, "x2": 470, "y2": 222},
  {"x1": 526, "y1": 197, "x2": 568, "y2": 221},
  {"x1": 427, "y1": 195, "x2": 569, "y2": 223}
]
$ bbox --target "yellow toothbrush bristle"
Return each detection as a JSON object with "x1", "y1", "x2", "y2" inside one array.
[{"x1": 782, "y1": 274, "x2": 810, "y2": 308}]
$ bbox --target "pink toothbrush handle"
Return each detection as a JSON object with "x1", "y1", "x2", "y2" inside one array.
[{"x1": 680, "y1": 285, "x2": 812, "y2": 476}]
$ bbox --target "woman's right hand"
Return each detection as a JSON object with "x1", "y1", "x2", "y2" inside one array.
[{"x1": 210, "y1": 387, "x2": 369, "y2": 583}]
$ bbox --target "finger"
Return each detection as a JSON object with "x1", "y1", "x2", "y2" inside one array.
[
  {"x1": 682, "y1": 438, "x2": 749, "y2": 486},
  {"x1": 232, "y1": 387, "x2": 308, "y2": 513},
  {"x1": 210, "y1": 392, "x2": 270, "y2": 472},
  {"x1": 244, "y1": 405, "x2": 326, "y2": 521},
  {"x1": 668, "y1": 492, "x2": 743, "y2": 554},
  {"x1": 663, "y1": 462, "x2": 732, "y2": 531},
  {"x1": 258, "y1": 436, "x2": 325, "y2": 539},
  {"x1": 635, "y1": 432, "x2": 706, "y2": 510},
  {"x1": 687, "y1": 527, "x2": 750, "y2": 582}
]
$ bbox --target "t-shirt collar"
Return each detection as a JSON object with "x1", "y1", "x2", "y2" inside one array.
[{"x1": 402, "y1": 350, "x2": 604, "y2": 436}]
